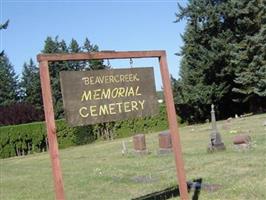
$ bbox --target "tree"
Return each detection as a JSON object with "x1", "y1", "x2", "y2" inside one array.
[
  {"x1": 83, "y1": 38, "x2": 106, "y2": 70},
  {"x1": 20, "y1": 59, "x2": 43, "y2": 110},
  {"x1": 231, "y1": 0, "x2": 266, "y2": 112},
  {"x1": 68, "y1": 38, "x2": 84, "y2": 71},
  {"x1": 0, "y1": 55, "x2": 18, "y2": 106},
  {"x1": 174, "y1": 0, "x2": 266, "y2": 123},
  {"x1": 0, "y1": 20, "x2": 9, "y2": 57},
  {"x1": 174, "y1": 0, "x2": 238, "y2": 122},
  {"x1": 41, "y1": 36, "x2": 70, "y2": 118},
  {"x1": 41, "y1": 36, "x2": 108, "y2": 119}
]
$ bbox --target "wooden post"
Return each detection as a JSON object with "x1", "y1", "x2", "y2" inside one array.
[
  {"x1": 37, "y1": 50, "x2": 188, "y2": 200},
  {"x1": 159, "y1": 53, "x2": 189, "y2": 200},
  {"x1": 39, "y1": 61, "x2": 65, "y2": 200}
]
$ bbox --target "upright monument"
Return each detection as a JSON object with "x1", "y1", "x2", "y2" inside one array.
[{"x1": 208, "y1": 104, "x2": 226, "y2": 152}]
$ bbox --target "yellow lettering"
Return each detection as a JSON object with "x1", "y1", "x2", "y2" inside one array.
[
  {"x1": 114, "y1": 75, "x2": 119, "y2": 83},
  {"x1": 104, "y1": 76, "x2": 110, "y2": 84},
  {"x1": 90, "y1": 106, "x2": 98, "y2": 117},
  {"x1": 81, "y1": 91, "x2": 92, "y2": 101},
  {"x1": 120, "y1": 75, "x2": 125, "y2": 82},
  {"x1": 116, "y1": 102, "x2": 123, "y2": 113},
  {"x1": 109, "y1": 103, "x2": 116, "y2": 114},
  {"x1": 111, "y1": 88, "x2": 118, "y2": 98},
  {"x1": 135, "y1": 86, "x2": 141, "y2": 96},
  {"x1": 139, "y1": 100, "x2": 145, "y2": 110},
  {"x1": 99, "y1": 104, "x2": 109, "y2": 115},
  {"x1": 82, "y1": 77, "x2": 90, "y2": 85},
  {"x1": 93, "y1": 89, "x2": 101, "y2": 100},
  {"x1": 128, "y1": 74, "x2": 133, "y2": 82},
  {"x1": 124, "y1": 74, "x2": 129, "y2": 82},
  {"x1": 96, "y1": 76, "x2": 104, "y2": 84},
  {"x1": 79, "y1": 107, "x2": 89, "y2": 118},
  {"x1": 133, "y1": 73, "x2": 140, "y2": 81},
  {"x1": 101, "y1": 89, "x2": 111, "y2": 99},
  {"x1": 124, "y1": 101, "x2": 131, "y2": 112},
  {"x1": 131, "y1": 101, "x2": 138, "y2": 111},
  {"x1": 90, "y1": 76, "x2": 94, "y2": 85},
  {"x1": 125, "y1": 87, "x2": 129, "y2": 97},
  {"x1": 117, "y1": 87, "x2": 125, "y2": 98},
  {"x1": 109, "y1": 76, "x2": 114, "y2": 83},
  {"x1": 128, "y1": 87, "x2": 134, "y2": 96}
]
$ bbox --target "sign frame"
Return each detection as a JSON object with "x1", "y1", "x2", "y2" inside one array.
[{"x1": 37, "y1": 50, "x2": 189, "y2": 200}]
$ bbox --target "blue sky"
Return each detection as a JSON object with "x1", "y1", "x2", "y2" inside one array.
[{"x1": 1, "y1": 0, "x2": 187, "y2": 90}]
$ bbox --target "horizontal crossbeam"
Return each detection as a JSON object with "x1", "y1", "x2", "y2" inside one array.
[{"x1": 37, "y1": 50, "x2": 166, "y2": 62}]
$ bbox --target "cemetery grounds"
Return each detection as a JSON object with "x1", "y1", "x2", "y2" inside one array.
[{"x1": 0, "y1": 113, "x2": 265, "y2": 200}]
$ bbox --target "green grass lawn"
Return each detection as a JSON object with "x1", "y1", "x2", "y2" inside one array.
[{"x1": 1, "y1": 114, "x2": 266, "y2": 200}]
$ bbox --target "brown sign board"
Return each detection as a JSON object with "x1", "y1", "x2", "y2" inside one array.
[{"x1": 60, "y1": 67, "x2": 159, "y2": 126}]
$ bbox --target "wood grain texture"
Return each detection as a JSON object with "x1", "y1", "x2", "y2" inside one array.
[
  {"x1": 159, "y1": 55, "x2": 189, "y2": 200},
  {"x1": 39, "y1": 61, "x2": 65, "y2": 200}
]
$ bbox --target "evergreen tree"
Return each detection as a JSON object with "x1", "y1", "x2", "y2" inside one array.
[
  {"x1": 20, "y1": 59, "x2": 42, "y2": 110},
  {"x1": 41, "y1": 36, "x2": 107, "y2": 119},
  {"x1": 68, "y1": 39, "x2": 84, "y2": 71},
  {"x1": 175, "y1": 0, "x2": 237, "y2": 122},
  {"x1": 0, "y1": 20, "x2": 9, "y2": 57},
  {"x1": 0, "y1": 20, "x2": 9, "y2": 30},
  {"x1": 42, "y1": 36, "x2": 69, "y2": 118},
  {"x1": 174, "y1": 0, "x2": 266, "y2": 123},
  {"x1": 83, "y1": 38, "x2": 106, "y2": 70},
  {"x1": 0, "y1": 55, "x2": 18, "y2": 106},
  {"x1": 231, "y1": 0, "x2": 266, "y2": 112}
]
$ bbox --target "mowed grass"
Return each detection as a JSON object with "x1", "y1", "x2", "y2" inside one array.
[{"x1": 1, "y1": 114, "x2": 266, "y2": 200}]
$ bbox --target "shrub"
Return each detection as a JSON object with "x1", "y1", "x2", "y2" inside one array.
[
  {"x1": 0, "y1": 120, "x2": 94, "y2": 158},
  {"x1": 0, "y1": 104, "x2": 179, "y2": 158},
  {"x1": 114, "y1": 105, "x2": 169, "y2": 138},
  {"x1": 0, "y1": 103, "x2": 44, "y2": 126}
]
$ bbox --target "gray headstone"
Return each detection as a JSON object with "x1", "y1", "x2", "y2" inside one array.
[{"x1": 207, "y1": 104, "x2": 226, "y2": 152}]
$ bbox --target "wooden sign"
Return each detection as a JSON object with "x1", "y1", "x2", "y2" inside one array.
[
  {"x1": 38, "y1": 51, "x2": 189, "y2": 200},
  {"x1": 60, "y1": 67, "x2": 158, "y2": 126}
]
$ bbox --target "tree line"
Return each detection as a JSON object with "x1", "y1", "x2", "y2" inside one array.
[
  {"x1": 1, "y1": 0, "x2": 266, "y2": 126},
  {"x1": 172, "y1": 0, "x2": 266, "y2": 123},
  {"x1": 0, "y1": 34, "x2": 107, "y2": 125}
]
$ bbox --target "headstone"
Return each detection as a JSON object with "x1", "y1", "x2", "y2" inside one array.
[
  {"x1": 233, "y1": 134, "x2": 251, "y2": 145},
  {"x1": 158, "y1": 131, "x2": 172, "y2": 154},
  {"x1": 121, "y1": 141, "x2": 128, "y2": 156},
  {"x1": 233, "y1": 134, "x2": 251, "y2": 150},
  {"x1": 263, "y1": 121, "x2": 266, "y2": 126},
  {"x1": 207, "y1": 104, "x2": 226, "y2": 152},
  {"x1": 226, "y1": 117, "x2": 232, "y2": 123},
  {"x1": 133, "y1": 134, "x2": 148, "y2": 155}
]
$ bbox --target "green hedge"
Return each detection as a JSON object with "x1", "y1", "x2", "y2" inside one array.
[
  {"x1": 0, "y1": 105, "x2": 173, "y2": 158},
  {"x1": 115, "y1": 105, "x2": 169, "y2": 138},
  {"x1": 0, "y1": 120, "x2": 95, "y2": 158}
]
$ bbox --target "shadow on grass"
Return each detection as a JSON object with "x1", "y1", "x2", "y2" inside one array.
[{"x1": 132, "y1": 178, "x2": 202, "y2": 200}]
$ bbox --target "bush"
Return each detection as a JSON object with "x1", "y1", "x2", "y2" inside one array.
[
  {"x1": 114, "y1": 105, "x2": 169, "y2": 138},
  {"x1": 0, "y1": 120, "x2": 94, "y2": 158},
  {"x1": 0, "y1": 103, "x2": 44, "y2": 126},
  {"x1": 0, "y1": 104, "x2": 179, "y2": 158}
]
